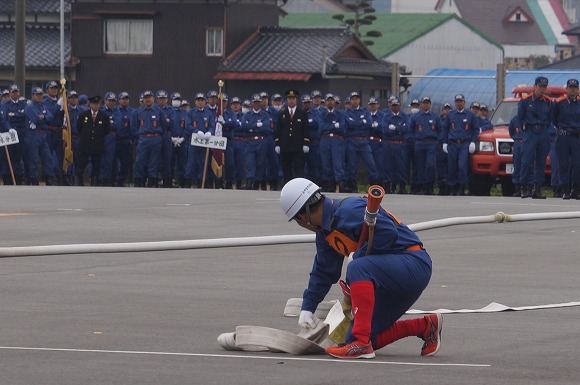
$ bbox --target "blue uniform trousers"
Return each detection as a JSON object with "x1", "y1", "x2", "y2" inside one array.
[
  {"x1": 161, "y1": 133, "x2": 173, "y2": 180},
  {"x1": 446, "y1": 141, "x2": 469, "y2": 186},
  {"x1": 383, "y1": 140, "x2": 407, "y2": 185},
  {"x1": 549, "y1": 136, "x2": 560, "y2": 187},
  {"x1": 245, "y1": 137, "x2": 267, "y2": 181},
  {"x1": 185, "y1": 144, "x2": 213, "y2": 183},
  {"x1": 346, "y1": 138, "x2": 379, "y2": 183},
  {"x1": 114, "y1": 137, "x2": 132, "y2": 184},
  {"x1": 320, "y1": 136, "x2": 345, "y2": 182},
  {"x1": 99, "y1": 133, "x2": 116, "y2": 182},
  {"x1": 369, "y1": 139, "x2": 385, "y2": 183},
  {"x1": 556, "y1": 134, "x2": 580, "y2": 185},
  {"x1": 169, "y1": 138, "x2": 187, "y2": 182},
  {"x1": 521, "y1": 130, "x2": 550, "y2": 185},
  {"x1": 27, "y1": 130, "x2": 55, "y2": 179},
  {"x1": 232, "y1": 138, "x2": 247, "y2": 182},
  {"x1": 47, "y1": 130, "x2": 63, "y2": 177},
  {"x1": 511, "y1": 140, "x2": 523, "y2": 184},
  {"x1": 223, "y1": 141, "x2": 235, "y2": 184},
  {"x1": 405, "y1": 140, "x2": 416, "y2": 185},
  {"x1": 265, "y1": 136, "x2": 280, "y2": 182},
  {"x1": 304, "y1": 143, "x2": 321, "y2": 183},
  {"x1": 435, "y1": 144, "x2": 447, "y2": 190},
  {"x1": 134, "y1": 135, "x2": 162, "y2": 179},
  {"x1": 413, "y1": 140, "x2": 437, "y2": 184},
  {"x1": 345, "y1": 250, "x2": 432, "y2": 346}
]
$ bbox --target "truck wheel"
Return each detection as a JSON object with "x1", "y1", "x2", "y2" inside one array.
[
  {"x1": 500, "y1": 177, "x2": 515, "y2": 197},
  {"x1": 471, "y1": 174, "x2": 492, "y2": 196}
]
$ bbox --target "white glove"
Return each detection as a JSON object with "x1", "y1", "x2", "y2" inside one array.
[
  {"x1": 362, "y1": 119, "x2": 367, "y2": 124},
  {"x1": 371, "y1": 121, "x2": 378, "y2": 128},
  {"x1": 275, "y1": 146, "x2": 280, "y2": 154},
  {"x1": 303, "y1": 145, "x2": 309, "y2": 154},
  {"x1": 217, "y1": 115, "x2": 225, "y2": 124},
  {"x1": 308, "y1": 118, "x2": 313, "y2": 123},
  {"x1": 171, "y1": 137, "x2": 179, "y2": 147},
  {"x1": 9, "y1": 128, "x2": 17, "y2": 135},
  {"x1": 197, "y1": 130, "x2": 204, "y2": 136},
  {"x1": 256, "y1": 121, "x2": 263, "y2": 128},
  {"x1": 298, "y1": 310, "x2": 320, "y2": 329},
  {"x1": 204, "y1": 131, "x2": 212, "y2": 139},
  {"x1": 178, "y1": 137, "x2": 185, "y2": 145},
  {"x1": 442, "y1": 143, "x2": 448, "y2": 154},
  {"x1": 469, "y1": 142, "x2": 476, "y2": 154},
  {"x1": 334, "y1": 122, "x2": 340, "y2": 129},
  {"x1": 388, "y1": 124, "x2": 396, "y2": 131},
  {"x1": 57, "y1": 97, "x2": 64, "y2": 107}
]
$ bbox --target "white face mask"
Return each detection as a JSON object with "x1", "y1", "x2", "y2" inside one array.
[
  {"x1": 242, "y1": 107, "x2": 250, "y2": 114},
  {"x1": 272, "y1": 105, "x2": 282, "y2": 111},
  {"x1": 411, "y1": 108, "x2": 419, "y2": 114},
  {"x1": 171, "y1": 100, "x2": 182, "y2": 108}
]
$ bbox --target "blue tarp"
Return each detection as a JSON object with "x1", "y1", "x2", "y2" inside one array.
[{"x1": 405, "y1": 68, "x2": 580, "y2": 112}]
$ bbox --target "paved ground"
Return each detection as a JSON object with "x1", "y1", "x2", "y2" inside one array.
[{"x1": 1, "y1": 186, "x2": 579, "y2": 385}]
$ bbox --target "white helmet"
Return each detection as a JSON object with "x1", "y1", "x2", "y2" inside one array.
[{"x1": 280, "y1": 178, "x2": 322, "y2": 221}]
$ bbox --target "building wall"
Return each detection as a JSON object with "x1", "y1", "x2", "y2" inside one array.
[
  {"x1": 70, "y1": 1, "x2": 278, "y2": 101},
  {"x1": 385, "y1": 18, "x2": 503, "y2": 75}
]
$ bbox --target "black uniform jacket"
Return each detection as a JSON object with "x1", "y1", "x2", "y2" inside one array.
[
  {"x1": 275, "y1": 106, "x2": 310, "y2": 152},
  {"x1": 77, "y1": 109, "x2": 111, "y2": 154}
]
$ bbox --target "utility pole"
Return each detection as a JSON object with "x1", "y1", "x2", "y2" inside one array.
[{"x1": 15, "y1": 0, "x2": 26, "y2": 90}]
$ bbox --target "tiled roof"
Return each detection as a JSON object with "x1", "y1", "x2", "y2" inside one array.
[
  {"x1": 0, "y1": 0, "x2": 70, "y2": 14},
  {"x1": 218, "y1": 26, "x2": 387, "y2": 77},
  {"x1": 328, "y1": 57, "x2": 390, "y2": 76},
  {"x1": 540, "y1": 54, "x2": 580, "y2": 69},
  {"x1": 0, "y1": 26, "x2": 70, "y2": 68},
  {"x1": 279, "y1": 13, "x2": 501, "y2": 59}
]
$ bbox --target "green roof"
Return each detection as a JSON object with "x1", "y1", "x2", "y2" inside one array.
[{"x1": 279, "y1": 13, "x2": 502, "y2": 58}]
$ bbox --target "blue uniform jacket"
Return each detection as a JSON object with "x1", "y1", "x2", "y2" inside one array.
[
  {"x1": 171, "y1": 107, "x2": 187, "y2": 137},
  {"x1": 100, "y1": 106, "x2": 116, "y2": 133},
  {"x1": 302, "y1": 197, "x2": 423, "y2": 313},
  {"x1": 25, "y1": 101, "x2": 52, "y2": 131},
  {"x1": 368, "y1": 110, "x2": 385, "y2": 139},
  {"x1": 159, "y1": 104, "x2": 175, "y2": 134},
  {"x1": 478, "y1": 116, "x2": 493, "y2": 132},
  {"x1": 517, "y1": 94, "x2": 552, "y2": 128},
  {"x1": 221, "y1": 109, "x2": 238, "y2": 139},
  {"x1": 232, "y1": 110, "x2": 247, "y2": 138},
  {"x1": 442, "y1": 109, "x2": 479, "y2": 143},
  {"x1": 382, "y1": 111, "x2": 408, "y2": 141},
  {"x1": 319, "y1": 108, "x2": 346, "y2": 136},
  {"x1": 0, "y1": 110, "x2": 10, "y2": 132},
  {"x1": 2, "y1": 98, "x2": 27, "y2": 129},
  {"x1": 185, "y1": 108, "x2": 215, "y2": 136},
  {"x1": 552, "y1": 95, "x2": 580, "y2": 132},
  {"x1": 114, "y1": 106, "x2": 134, "y2": 139},
  {"x1": 42, "y1": 97, "x2": 64, "y2": 129},
  {"x1": 409, "y1": 110, "x2": 441, "y2": 141},
  {"x1": 240, "y1": 109, "x2": 272, "y2": 137},
  {"x1": 345, "y1": 107, "x2": 372, "y2": 138},
  {"x1": 131, "y1": 105, "x2": 167, "y2": 135},
  {"x1": 67, "y1": 106, "x2": 81, "y2": 135}
]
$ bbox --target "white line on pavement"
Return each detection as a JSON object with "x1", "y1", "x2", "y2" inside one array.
[{"x1": 0, "y1": 346, "x2": 490, "y2": 367}]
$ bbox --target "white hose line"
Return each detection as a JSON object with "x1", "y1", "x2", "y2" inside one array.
[{"x1": 1, "y1": 211, "x2": 579, "y2": 258}]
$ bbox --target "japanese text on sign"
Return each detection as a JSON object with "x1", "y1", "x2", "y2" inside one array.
[
  {"x1": 0, "y1": 131, "x2": 19, "y2": 147},
  {"x1": 191, "y1": 134, "x2": 227, "y2": 150}
]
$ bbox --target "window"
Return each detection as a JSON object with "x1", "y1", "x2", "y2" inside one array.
[
  {"x1": 206, "y1": 28, "x2": 223, "y2": 57},
  {"x1": 105, "y1": 19, "x2": 153, "y2": 55}
]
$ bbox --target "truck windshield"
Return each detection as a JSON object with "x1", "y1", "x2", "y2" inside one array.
[{"x1": 490, "y1": 101, "x2": 518, "y2": 127}]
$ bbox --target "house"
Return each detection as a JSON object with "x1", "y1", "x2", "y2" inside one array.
[
  {"x1": 435, "y1": 0, "x2": 575, "y2": 68},
  {"x1": 0, "y1": 0, "x2": 71, "y2": 95},
  {"x1": 70, "y1": 0, "x2": 279, "y2": 101},
  {"x1": 279, "y1": 13, "x2": 503, "y2": 76},
  {"x1": 215, "y1": 26, "x2": 392, "y2": 101}
]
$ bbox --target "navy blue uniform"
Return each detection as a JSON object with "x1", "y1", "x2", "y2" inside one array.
[
  {"x1": 319, "y1": 108, "x2": 346, "y2": 187},
  {"x1": 185, "y1": 107, "x2": 215, "y2": 184},
  {"x1": 382, "y1": 111, "x2": 408, "y2": 190},
  {"x1": 241, "y1": 109, "x2": 271, "y2": 186},
  {"x1": 113, "y1": 105, "x2": 134, "y2": 186},
  {"x1": 508, "y1": 116, "x2": 527, "y2": 187},
  {"x1": 345, "y1": 107, "x2": 379, "y2": 186},
  {"x1": 131, "y1": 105, "x2": 166, "y2": 183},
  {"x1": 304, "y1": 108, "x2": 322, "y2": 184},
  {"x1": 2, "y1": 97, "x2": 27, "y2": 181},
  {"x1": 301, "y1": 196, "x2": 431, "y2": 348},
  {"x1": 99, "y1": 105, "x2": 117, "y2": 184},
  {"x1": 442, "y1": 109, "x2": 479, "y2": 187},
  {"x1": 231, "y1": 109, "x2": 247, "y2": 186},
  {"x1": 221, "y1": 108, "x2": 238, "y2": 187},
  {"x1": 368, "y1": 109, "x2": 386, "y2": 186},
  {"x1": 25, "y1": 101, "x2": 56, "y2": 183},
  {"x1": 43, "y1": 96, "x2": 64, "y2": 179},
  {"x1": 552, "y1": 94, "x2": 580, "y2": 188},
  {"x1": 409, "y1": 110, "x2": 441, "y2": 190}
]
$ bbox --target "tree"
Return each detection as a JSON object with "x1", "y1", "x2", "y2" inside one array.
[
  {"x1": 527, "y1": 55, "x2": 552, "y2": 68},
  {"x1": 332, "y1": 1, "x2": 382, "y2": 46}
]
